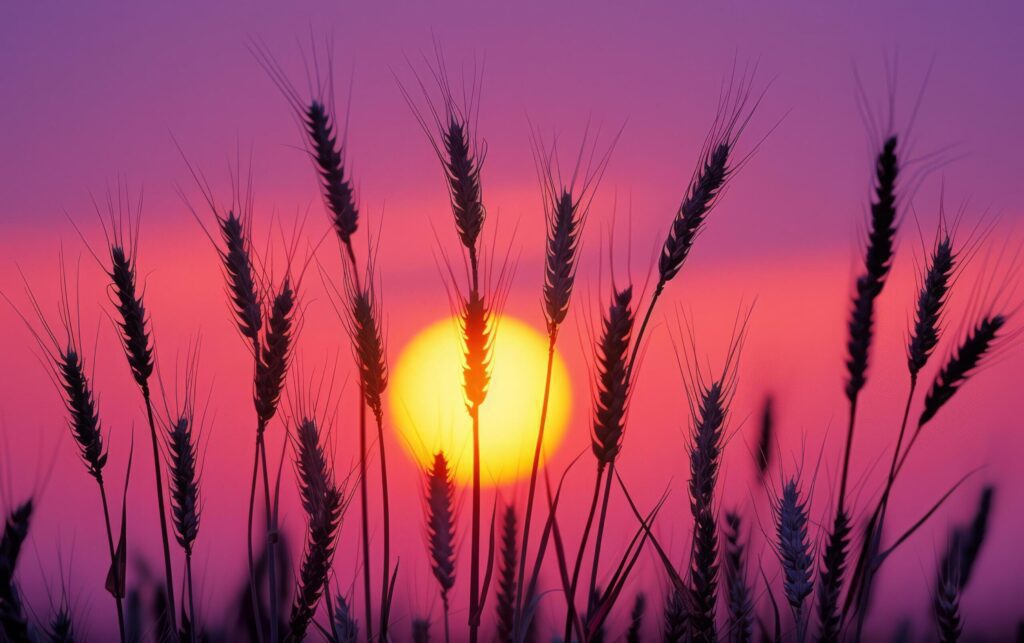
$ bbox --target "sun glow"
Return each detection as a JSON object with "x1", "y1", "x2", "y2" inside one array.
[{"x1": 389, "y1": 315, "x2": 572, "y2": 486}]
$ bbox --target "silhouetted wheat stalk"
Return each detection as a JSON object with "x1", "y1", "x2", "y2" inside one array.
[
  {"x1": 257, "y1": 278, "x2": 296, "y2": 642},
  {"x1": 663, "y1": 587, "x2": 689, "y2": 642},
  {"x1": 288, "y1": 417, "x2": 344, "y2": 642},
  {"x1": 101, "y1": 201, "x2": 176, "y2": 631},
  {"x1": 933, "y1": 544, "x2": 962, "y2": 643},
  {"x1": 723, "y1": 512, "x2": 753, "y2": 643},
  {"x1": 629, "y1": 74, "x2": 757, "y2": 376},
  {"x1": 564, "y1": 285, "x2": 633, "y2": 643},
  {"x1": 425, "y1": 451, "x2": 457, "y2": 643},
  {"x1": 397, "y1": 53, "x2": 517, "y2": 642},
  {"x1": 301, "y1": 85, "x2": 382, "y2": 642},
  {"x1": 213, "y1": 204, "x2": 297, "y2": 643},
  {"x1": 0, "y1": 500, "x2": 32, "y2": 641},
  {"x1": 687, "y1": 379, "x2": 728, "y2": 641},
  {"x1": 820, "y1": 134, "x2": 899, "y2": 642},
  {"x1": 342, "y1": 259, "x2": 394, "y2": 639},
  {"x1": 847, "y1": 230, "x2": 956, "y2": 627},
  {"x1": 593, "y1": 80, "x2": 754, "y2": 641},
  {"x1": 59, "y1": 345, "x2": 127, "y2": 642},
  {"x1": 165, "y1": 384, "x2": 202, "y2": 643},
  {"x1": 515, "y1": 131, "x2": 600, "y2": 640},
  {"x1": 47, "y1": 597, "x2": 75, "y2": 643},
  {"x1": 932, "y1": 486, "x2": 995, "y2": 643},
  {"x1": 774, "y1": 478, "x2": 812, "y2": 642},
  {"x1": 495, "y1": 503, "x2": 518, "y2": 642},
  {"x1": 6, "y1": 269, "x2": 132, "y2": 641}
]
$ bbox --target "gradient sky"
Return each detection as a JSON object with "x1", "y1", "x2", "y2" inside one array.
[{"x1": 2, "y1": 1, "x2": 1024, "y2": 638}]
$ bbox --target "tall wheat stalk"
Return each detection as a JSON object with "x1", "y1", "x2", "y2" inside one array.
[
  {"x1": 209, "y1": 202, "x2": 296, "y2": 643},
  {"x1": 581, "y1": 79, "x2": 755, "y2": 639},
  {"x1": 819, "y1": 135, "x2": 899, "y2": 642},
  {"x1": 100, "y1": 196, "x2": 177, "y2": 633},
  {"x1": 515, "y1": 129, "x2": 604, "y2": 640},
  {"x1": 301, "y1": 94, "x2": 386, "y2": 641},
  {"x1": 847, "y1": 230, "x2": 955, "y2": 629},
  {"x1": 564, "y1": 285, "x2": 633, "y2": 642}
]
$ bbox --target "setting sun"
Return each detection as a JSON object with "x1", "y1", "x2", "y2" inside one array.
[{"x1": 389, "y1": 315, "x2": 572, "y2": 486}]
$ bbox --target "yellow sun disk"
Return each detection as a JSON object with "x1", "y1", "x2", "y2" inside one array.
[{"x1": 389, "y1": 315, "x2": 571, "y2": 487}]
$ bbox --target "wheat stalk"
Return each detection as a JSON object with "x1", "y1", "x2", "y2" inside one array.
[
  {"x1": 774, "y1": 478, "x2": 812, "y2": 642},
  {"x1": 166, "y1": 406, "x2": 202, "y2": 642},
  {"x1": 106, "y1": 232, "x2": 178, "y2": 633},
  {"x1": 630, "y1": 73, "x2": 758, "y2": 377},
  {"x1": 947, "y1": 486, "x2": 994, "y2": 590},
  {"x1": 425, "y1": 451, "x2": 457, "y2": 643},
  {"x1": 0, "y1": 500, "x2": 32, "y2": 642},
  {"x1": 58, "y1": 346, "x2": 126, "y2": 641},
  {"x1": 662, "y1": 587, "x2": 689, "y2": 642},
  {"x1": 304, "y1": 89, "x2": 377, "y2": 643},
  {"x1": 723, "y1": 512, "x2": 753, "y2": 643},
  {"x1": 496, "y1": 503, "x2": 518, "y2": 642},
  {"x1": 48, "y1": 598, "x2": 75, "y2": 643},
  {"x1": 847, "y1": 231, "x2": 957, "y2": 628},
  {"x1": 341, "y1": 258, "x2": 394, "y2": 637},
  {"x1": 516, "y1": 169, "x2": 590, "y2": 638},
  {"x1": 564, "y1": 285, "x2": 633, "y2": 642},
  {"x1": 820, "y1": 135, "x2": 900, "y2": 643},
  {"x1": 288, "y1": 417, "x2": 344, "y2": 641},
  {"x1": 919, "y1": 315, "x2": 1005, "y2": 426},
  {"x1": 217, "y1": 211, "x2": 264, "y2": 349},
  {"x1": 625, "y1": 593, "x2": 646, "y2": 643},
  {"x1": 214, "y1": 207, "x2": 271, "y2": 640},
  {"x1": 687, "y1": 380, "x2": 728, "y2": 641},
  {"x1": 933, "y1": 544, "x2": 962, "y2": 643}
]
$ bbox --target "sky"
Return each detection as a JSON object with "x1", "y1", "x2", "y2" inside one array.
[{"x1": 2, "y1": 1, "x2": 1024, "y2": 638}]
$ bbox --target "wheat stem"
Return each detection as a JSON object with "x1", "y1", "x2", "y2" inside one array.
[
  {"x1": 469, "y1": 406, "x2": 482, "y2": 643},
  {"x1": 587, "y1": 460, "x2": 615, "y2": 615},
  {"x1": 374, "y1": 411, "x2": 392, "y2": 640},
  {"x1": 339, "y1": 238, "x2": 378, "y2": 643},
  {"x1": 259, "y1": 431, "x2": 279, "y2": 643},
  {"x1": 563, "y1": 467, "x2": 605, "y2": 643},
  {"x1": 98, "y1": 480, "x2": 126, "y2": 643},
  {"x1": 357, "y1": 398, "x2": 373, "y2": 643},
  {"x1": 186, "y1": 554, "x2": 197, "y2": 643},
  {"x1": 847, "y1": 379, "x2": 917, "y2": 628},
  {"x1": 142, "y1": 391, "x2": 177, "y2": 632},
  {"x1": 246, "y1": 435, "x2": 265, "y2": 643},
  {"x1": 514, "y1": 335, "x2": 556, "y2": 638}
]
